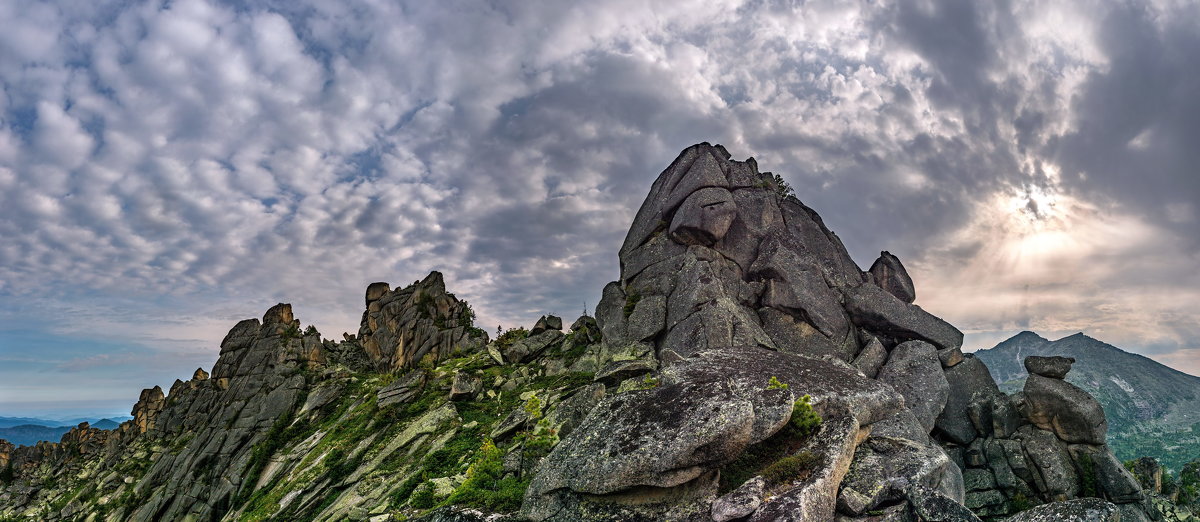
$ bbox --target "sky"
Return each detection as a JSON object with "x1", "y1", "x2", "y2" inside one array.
[{"x1": 0, "y1": 0, "x2": 1197, "y2": 418}]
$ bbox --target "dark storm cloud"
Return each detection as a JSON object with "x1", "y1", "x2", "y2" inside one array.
[{"x1": 2, "y1": 0, "x2": 1199, "y2": 410}]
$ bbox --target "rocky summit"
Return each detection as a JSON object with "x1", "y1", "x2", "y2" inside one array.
[{"x1": 0, "y1": 143, "x2": 1165, "y2": 521}]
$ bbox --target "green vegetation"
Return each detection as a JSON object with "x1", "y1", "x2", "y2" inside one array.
[
  {"x1": 772, "y1": 173, "x2": 795, "y2": 199},
  {"x1": 1180, "y1": 459, "x2": 1200, "y2": 505},
  {"x1": 761, "y1": 451, "x2": 819, "y2": 485},
  {"x1": 766, "y1": 376, "x2": 789, "y2": 390},
  {"x1": 1077, "y1": 453, "x2": 1099, "y2": 498},
  {"x1": 1010, "y1": 492, "x2": 1035, "y2": 511},
  {"x1": 495, "y1": 328, "x2": 529, "y2": 351},
  {"x1": 281, "y1": 323, "x2": 301, "y2": 341},
  {"x1": 718, "y1": 394, "x2": 824, "y2": 494},
  {"x1": 789, "y1": 395, "x2": 822, "y2": 437},
  {"x1": 441, "y1": 440, "x2": 528, "y2": 512}
]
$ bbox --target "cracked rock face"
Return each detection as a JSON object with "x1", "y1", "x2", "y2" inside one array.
[{"x1": 527, "y1": 143, "x2": 1152, "y2": 522}]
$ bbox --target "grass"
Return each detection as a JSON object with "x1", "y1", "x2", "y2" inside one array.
[{"x1": 718, "y1": 394, "x2": 823, "y2": 493}]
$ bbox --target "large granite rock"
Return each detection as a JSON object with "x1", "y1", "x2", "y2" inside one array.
[
  {"x1": 869, "y1": 251, "x2": 916, "y2": 304},
  {"x1": 1024, "y1": 356, "x2": 1075, "y2": 379},
  {"x1": 1022, "y1": 373, "x2": 1107, "y2": 444},
  {"x1": 844, "y1": 283, "x2": 963, "y2": 351},
  {"x1": 1002, "y1": 497, "x2": 1120, "y2": 521},
  {"x1": 936, "y1": 356, "x2": 1001, "y2": 444},
  {"x1": 875, "y1": 340, "x2": 949, "y2": 433},
  {"x1": 523, "y1": 346, "x2": 903, "y2": 521}
]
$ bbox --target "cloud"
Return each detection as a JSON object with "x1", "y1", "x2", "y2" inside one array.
[{"x1": 1, "y1": 0, "x2": 1198, "y2": 411}]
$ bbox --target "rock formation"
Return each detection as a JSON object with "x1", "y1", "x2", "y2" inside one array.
[
  {"x1": 526, "y1": 143, "x2": 1156, "y2": 521},
  {"x1": 358, "y1": 271, "x2": 487, "y2": 371},
  {"x1": 0, "y1": 143, "x2": 1159, "y2": 522}
]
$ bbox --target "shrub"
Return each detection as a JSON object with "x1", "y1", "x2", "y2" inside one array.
[
  {"x1": 766, "y1": 376, "x2": 789, "y2": 390},
  {"x1": 443, "y1": 440, "x2": 528, "y2": 513},
  {"x1": 1077, "y1": 453, "x2": 1099, "y2": 498},
  {"x1": 410, "y1": 482, "x2": 437, "y2": 509},
  {"x1": 789, "y1": 395, "x2": 821, "y2": 437},
  {"x1": 772, "y1": 173, "x2": 795, "y2": 199}
]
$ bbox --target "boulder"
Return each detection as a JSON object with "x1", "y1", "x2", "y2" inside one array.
[
  {"x1": 192, "y1": 368, "x2": 210, "y2": 381},
  {"x1": 531, "y1": 315, "x2": 564, "y2": 335},
  {"x1": 1015, "y1": 426, "x2": 1079, "y2": 500},
  {"x1": 712, "y1": 476, "x2": 766, "y2": 522},
  {"x1": 378, "y1": 370, "x2": 426, "y2": 407},
  {"x1": 875, "y1": 340, "x2": 949, "y2": 433},
  {"x1": 844, "y1": 283, "x2": 963, "y2": 351},
  {"x1": 868, "y1": 251, "x2": 916, "y2": 304},
  {"x1": 935, "y1": 356, "x2": 1000, "y2": 444},
  {"x1": 1024, "y1": 356, "x2": 1074, "y2": 379},
  {"x1": 502, "y1": 330, "x2": 565, "y2": 364},
  {"x1": 1067, "y1": 445, "x2": 1145, "y2": 503},
  {"x1": 1022, "y1": 374, "x2": 1107, "y2": 444},
  {"x1": 449, "y1": 371, "x2": 481, "y2": 401},
  {"x1": 836, "y1": 436, "x2": 964, "y2": 516},
  {"x1": 852, "y1": 336, "x2": 887, "y2": 378},
  {"x1": 593, "y1": 358, "x2": 657, "y2": 387},
  {"x1": 906, "y1": 485, "x2": 983, "y2": 522},
  {"x1": 523, "y1": 347, "x2": 902, "y2": 522},
  {"x1": 1002, "y1": 497, "x2": 1120, "y2": 521},
  {"x1": 938, "y1": 347, "x2": 965, "y2": 368}
]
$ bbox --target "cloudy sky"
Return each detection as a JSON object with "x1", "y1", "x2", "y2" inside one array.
[{"x1": 1, "y1": 0, "x2": 1197, "y2": 418}]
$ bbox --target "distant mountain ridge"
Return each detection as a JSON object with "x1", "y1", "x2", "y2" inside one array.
[
  {"x1": 0, "y1": 416, "x2": 131, "y2": 429},
  {"x1": 0, "y1": 418, "x2": 123, "y2": 446},
  {"x1": 975, "y1": 331, "x2": 1200, "y2": 470}
]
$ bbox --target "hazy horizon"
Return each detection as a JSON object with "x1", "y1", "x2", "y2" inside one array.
[{"x1": 2, "y1": 0, "x2": 1198, "y2": 413}]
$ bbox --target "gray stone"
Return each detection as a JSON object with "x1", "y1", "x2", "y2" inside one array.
[
  {"x1": 624, "y1": 294, "x2": 666, "y2": 342},
  {"x1": 938, "y1": 347, "x2": 965, "y2": 368},
  {"x1": 502, "y1": 330, "x2": 565, "y2": 364},
  {"x1": 593, "y1": 358, "x2": 657, "y2": 387},
  {"x1": 1002, "y1": 497, "x2": 1120, "y2": 522},
  {"x1": 1015, "y1": 425, "x2": 1079, "y2": 500},
  {"x1": 1022, "y1": 374, "x2": 1107, "y2": 444},
  {"x1": 449, "y1": 371, "x2": 481, "y2": 401},
  {"x1": 749, "y1": 236, "x2": 850, "y2": 340},
  {"x1": 852, "y1": 336, "x2": 888, "y2": 378},
  {"x1": 531, "y1": 315, "x2": 564, "y2": 335},
  {"x1": 669, "y1": 186, "x2": 737, "y2": 246},
  {"x1": 844, "y1": 283, "x2": 964, "y2": 351},
  {"x1": 869, "y1": 251, "x2": 916, "y2": 304},
  {"x1": 876, "y1": 340, "x2": 949, "y2": 433},
  {"x1": 870, "y1": 408, "x2": 929, "y2": 442},
  {"x1": 712, "y1": 476, "x2": 766, "y2": 522},
  {"x1": 963, "y1": 469, "x2": 997, "y2": 492},
  {"x1": 935, "y1": 356, "x2": 1001, "y2": 444},
  {"x1": 906, "y1": 486, "x2": 984, "y2": 522},
  {"x1": 964, "y1": 489, "x2": 1006, "y2": 510},
  {"x1": 523, "y1": 347, "x2": 903, "y2": 522},
  {"x1": 1024, "y1": 356, "x2": 1075, "y2": 379},
  {"x1": 1068, "y1": 445, "x2": 1145, "y2": 503},
  {"x1": 377, "y1": 370, "x2": 426, "y2": 408},
  {"x1": 837, "y1": 436, "x2": 964, "y2": 516}
]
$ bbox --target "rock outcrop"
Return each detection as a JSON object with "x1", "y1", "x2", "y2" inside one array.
[
  {"x1": 0, "y1": 143, "x2": 1156, "y2": 522},
  {"x1": 358, "y1": 271, "x2": 486, "y2": 372}
]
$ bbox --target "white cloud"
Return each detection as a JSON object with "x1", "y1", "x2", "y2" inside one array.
[{"x1": 1, "y1": 0, "x2": 1198, "y2": 409}]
